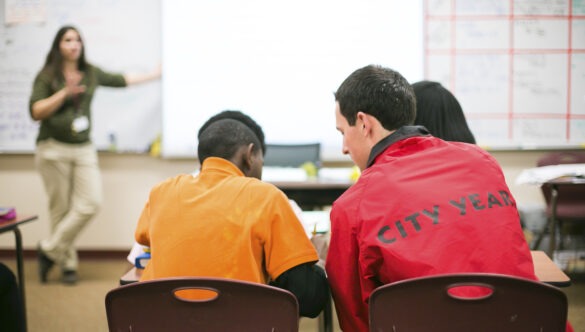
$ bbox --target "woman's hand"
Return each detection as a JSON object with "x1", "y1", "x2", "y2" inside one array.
[
  {"x1": 124, "y1": 63, "x2": 162, "y2": 86},
  {"x1": 64, "y1": 70, "x2": 86, "y2": 98}
]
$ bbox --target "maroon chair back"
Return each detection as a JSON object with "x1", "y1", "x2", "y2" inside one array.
[
  {"x1": 536, "y1": 151, "x2": 585, "y2": 167},
  {"x1": 105, "y1": 277, "x2": 299, "y2": 332},
  {"x1": 369, "y1": 273, "x2": 568, "y2": 332}
]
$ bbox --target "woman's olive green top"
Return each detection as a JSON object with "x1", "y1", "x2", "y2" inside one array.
[{"x1": 29, "y1": 65, "x2": 126, "y2": 144}]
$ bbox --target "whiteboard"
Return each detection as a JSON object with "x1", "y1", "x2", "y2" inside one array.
[
  {"x1": 0, "y1": 0, "x2": 161, "y2": 153},
  {"x1": 424, "y1": 0, "x2": 585, "y2": 149},
  {"x1": 161, "y1": 0, "x2": 425, "y2": 160}
]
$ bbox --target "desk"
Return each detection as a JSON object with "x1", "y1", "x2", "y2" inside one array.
[
  {"x1": 121, "y1": 252, "x2": 571, "y2": 287},
  {"x1": 0, "y1": 214, "x2": 38, "y2": 331},
  {"x1": 534, "y1": 177, "x2": 585, "y2": 257},
  {"x1": 531, "y1": 250, "x2": 571, "y2": 287},
  {"x1": 270, "y1": 180, "x2": 352, "y2": 210},
  {"x1": 120, "y1": 265, "x2": 142, "y2": 285}
]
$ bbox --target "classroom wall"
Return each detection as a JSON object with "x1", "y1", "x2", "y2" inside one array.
[
  {"x1": 1, "y1": 1, "x2": 579, "y2": 253},
  {"x1": 0, "y1": 0, "x2": 162, "y2": 153},
  {"x1": 0, "y1": 151, "x2": 548, "y2": 251}
]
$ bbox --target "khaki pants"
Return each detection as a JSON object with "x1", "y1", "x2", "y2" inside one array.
[{"x1": 35, "y1": 139, "x2": 102, "y2": 271}]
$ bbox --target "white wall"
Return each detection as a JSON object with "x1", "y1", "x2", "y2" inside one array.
[
  {"x1": 0, "y1": 151, "x2": 548, "y2": 251},
  {"x1": 161, "y1": 0, "x2": 424, "y2": 160}
]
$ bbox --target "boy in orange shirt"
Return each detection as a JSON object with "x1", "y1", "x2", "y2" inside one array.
[{"x1": 135, "y1": 111, "x2": 328, "y2": 318}]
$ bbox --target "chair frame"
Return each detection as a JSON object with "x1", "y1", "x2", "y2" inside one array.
[
  {"x1": 105, "y1": 277, "x2": 299, "y2": 332},
  {"x1": 531, "y1": 151, "x2": 585, "y2": 255},
  {"x1": 263, "y1": 143, "x2": 321, "y2": 168},
  {"x1": 369, "y1": 273, "x2": 568, "y2": 332}
]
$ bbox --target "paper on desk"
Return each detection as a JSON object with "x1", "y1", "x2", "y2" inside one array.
[
  {"x1": 300, "y1": 211, "x2": 331, "y2": 237},
  {"x1": 285, "y1": 200, "x2": 330, "y2": 238},
  {"x1": 262, "y1": 167, "x2": 308, "y2": 182},
  {"x1": 515, "y1": 164, "x2": 585, "y2": 185},
  {"x1": 127, "y1": 242, "x2": 149, "y2": 265},
  {"x1": 318, "y1": 167, "x2": 354, "y2": 181}
]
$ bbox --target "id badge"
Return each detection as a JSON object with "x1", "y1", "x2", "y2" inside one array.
[{"x1": 72, "y1": 115, "x2": 89, "y2": 133}]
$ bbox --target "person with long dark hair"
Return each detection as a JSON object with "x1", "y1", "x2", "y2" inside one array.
[
  {"x1": 29, "y1": 25, "x2": 160, "y2": 285},
  {"x1": 412, "y1": 80, "x2": 476, "y2": 144}
]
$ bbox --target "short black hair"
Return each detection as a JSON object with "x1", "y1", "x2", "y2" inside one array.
[
  {"x1": 197, "y1": 118, "x2": 262, "y2": 164},
  {"x1": 334, "y1": 64, "x2": 415, "y2": 130},
  {"x1": 198, "y1": 110, "x2": 266, "y2": 155}
]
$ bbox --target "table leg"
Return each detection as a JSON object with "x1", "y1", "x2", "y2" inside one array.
[
  {"x1": 548, "y1": 186, "x2": 559, "y2": 258},
  {"x1": 532, "y1": 218, "x2": 550, "y2": 250},
  {"x1": 14, "y1": 227, "x2": 27, "y2": 332}
]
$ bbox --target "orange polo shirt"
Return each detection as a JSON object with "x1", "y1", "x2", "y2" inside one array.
[{"x1": 135, "y1": 157, "x2": 318, "y2": 284}]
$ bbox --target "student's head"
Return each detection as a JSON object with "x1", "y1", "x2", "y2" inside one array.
[
  {"x1": 197, "y1": 110, "x2": 266, "y2": 155},
  {"x1": 44, "y1": 26, "x2": 88, "y2": 75},
  {"x1": 412, "y1": 81, "x2": 476, "y2": 144},
  {"x1": 334, "y1": 64, "x2": 416, "y2": 170},
  {"x1": 197, "y1": 115, "x2": 264, "y2": 179}
]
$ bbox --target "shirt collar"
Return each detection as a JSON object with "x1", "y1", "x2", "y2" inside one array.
[
  {"x1": 200, "y1": 157, "x2": 245, "y2": 177},
  {"x1": 366, "y1": 125, "x2": 431, "y2": 168}
]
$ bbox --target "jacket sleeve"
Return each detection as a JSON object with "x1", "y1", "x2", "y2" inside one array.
[
  {"x1": 325, "y1": 201, "x2": 370, "y2": 332},
  {"x1": 270, "y1": 263, "x2": 330, "y2": 318}
]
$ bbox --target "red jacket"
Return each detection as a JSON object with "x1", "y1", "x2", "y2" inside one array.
[{"x1": 325, "y1": 126, "x2": 538, "y2": 332}]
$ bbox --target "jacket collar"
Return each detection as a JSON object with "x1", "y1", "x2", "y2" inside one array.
[{"x1": 366, "y1": 126, "x2": 431, "y2": 168}]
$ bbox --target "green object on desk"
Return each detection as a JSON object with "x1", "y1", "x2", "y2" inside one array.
[{"x1": 301, "y1": 161, "x2": 318, "y2": 178}]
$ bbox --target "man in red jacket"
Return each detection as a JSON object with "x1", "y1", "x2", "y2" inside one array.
[{"x1": 324, "y1": 65, "x2": 563, "y2": 332}]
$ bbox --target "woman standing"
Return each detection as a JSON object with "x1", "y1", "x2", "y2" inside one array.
[{"x1": 29, "y1": 25, "x2": 160, "y2": 285}]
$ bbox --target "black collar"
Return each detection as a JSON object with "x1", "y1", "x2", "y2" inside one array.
[{"x1": 366, "y1": 126, "x2": 431, "y2": 168}]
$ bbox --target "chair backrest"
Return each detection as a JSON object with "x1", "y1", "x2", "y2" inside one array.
[
  {"x1": 105, "y1": 277, "x2": 299, "y2": 332},
  {"x1": 369, "y1": 273, "x2": 568, "y2": 332},
  {"x1": 537, "y1": 151, "x2": 585, "y2": 219},
  {"x1": 263, "y1": 143, "x2": 321, "y2": 168},
  {"x1": 536, "y1": 151, "x2": 585, "y2": 167}
]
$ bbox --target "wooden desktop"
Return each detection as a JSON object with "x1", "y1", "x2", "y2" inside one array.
[{"x1": 120, "y1": 250, "x2": 570, "y2": 287}]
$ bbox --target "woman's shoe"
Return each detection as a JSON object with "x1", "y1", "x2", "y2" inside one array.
[
  {"x1": 37, "y1": 244, "x2": 54, "y2": 283},
  {"x1": 61, "y1": 270, "x2": 78, "y2": 285}
]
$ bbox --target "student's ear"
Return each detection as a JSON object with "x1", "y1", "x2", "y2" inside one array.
[
  {"x1": 241, "y1": 143, "x2": 255, "y2": 174},
  {"x1": 245, "y1": 143, "x2": 264, "y2": 179},
  {"x1": 357, "y1": 111, "x2": 371, "y2": 136}
]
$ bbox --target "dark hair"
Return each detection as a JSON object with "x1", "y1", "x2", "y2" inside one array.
[
  {"x1": 334, "y1": 64, "x2": 416, "y2": 130},
  {"x1": 197, "y1": 118, "x2": 263, "y2": 164},
  {"x1": 412, "y1": 81, "x2": 476, "y2": 144},
  {"x1": 198, "y1": 110, "x2": 266, "y2": 155},
  {"x1": 41, "y1": 26, "x2": 89, "y2": 83}
]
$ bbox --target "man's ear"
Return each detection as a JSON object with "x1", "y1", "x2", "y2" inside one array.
[
  {"x1": 241, "y1": 143, "x2": 255, "y2": 175},
  {"x1": 357, "y1": 111, "x2": 393, "y2": 142},
  {"x1": 356, "y1": 111, "x2": 371, "y2": 136}
]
